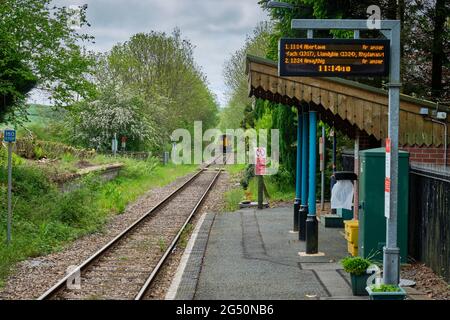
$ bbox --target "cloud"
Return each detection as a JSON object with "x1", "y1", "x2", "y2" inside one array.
[{"x1": 43, "y1": 0, "x2": 269, "y2": 107}]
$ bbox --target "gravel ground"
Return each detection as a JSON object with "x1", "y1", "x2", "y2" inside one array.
[
  {"x1": 54, "y1": 171, "x2": 218, "y2": 300},
  {"x1": 143, "y1": 171, "x2": 231, "y2": 300},
  {"x1": 0, "y1": 169, "x2": 201, "y2": 300},
  {"x1": 401, "y1": 263, "x2": 450, "y2": 300},
  {"x1": 11, "y1": 158, "x2": 446, "y2": 301}
]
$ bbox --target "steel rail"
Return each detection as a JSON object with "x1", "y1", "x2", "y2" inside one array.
[
  {"x1": 37, "y1": 161, "x2": 218, "y2": 300},
  {"x1": 135, "y1": 168, "x2": 222, "y2": 300}
]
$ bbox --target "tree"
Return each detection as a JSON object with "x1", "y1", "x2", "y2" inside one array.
[
  {"x1": 79, "y1": 30, "x2": 218, "y2": 151},
  {"x1": 72, "y1": 87, "x2": 161, "y2": 152},
  {"x1": 259, "y1": 0, "x2": 449, "y2": 101},
  {"x1": 105, "y1": 30, "x2": 218, "y2": 134},
  {"x1": 431, "y1": 0, "x2": 449, "y2": 97},
  {"x1": 401, "y1": 0, "x2": 449, "y2": 100},
  {"x1": 0, "y1": 32, "x2": 37, "y2": 122},
  {"x1": 221, "y1": 22, "x2": 272, "y2": 130},
  {"x1": 0, "y1": 0, "x2": 95, "y2": 123}
]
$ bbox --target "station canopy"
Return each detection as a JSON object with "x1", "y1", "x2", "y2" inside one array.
[{"x1": 246, "y1": 54, "x2": 450, "y2": 147}]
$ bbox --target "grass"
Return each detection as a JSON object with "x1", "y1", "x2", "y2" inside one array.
[
  {"x1": 157, "y1": 237, "x2": 167, "y2": 252},
  {"x1": 179, "y1": 223, "x2": 194, "y2": 249},
  {"x1": 247, "y1": 176, "x2": 295, "y2": 202},
  {"x1": 222, "y1": 164, "x2": 295, "y2": 213},
  {"x1": 226, "y1": 163, "x2": 246, "y2": 178},
  {"x1": 14, "y1": 104, "x2": 71, "y2": 143},
  {"x1": 222, "y1": 188, "x2": 245, "y2": 212},
  {"x1": 0, "y1": 153, "x2": 197, "y2": 287}
]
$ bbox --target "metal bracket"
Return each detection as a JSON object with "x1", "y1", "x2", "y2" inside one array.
[{"x1": 386, "y1": 82, "x2": 402, "y2": 88}]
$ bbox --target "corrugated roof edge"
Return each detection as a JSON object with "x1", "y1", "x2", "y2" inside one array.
[{"x1": 246, "y1": 54, "x2": 448, "y2": 113}]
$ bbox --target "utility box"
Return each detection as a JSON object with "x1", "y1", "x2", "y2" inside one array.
[{"x1": 358, "y1": 148, "x2": 409, "y2": 263}]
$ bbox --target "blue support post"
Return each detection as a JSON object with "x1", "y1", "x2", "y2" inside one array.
[
  {"x1": 293, "y1": 106, "x2": 302, "y2": 231},
  {"x1": 299, "y1": 111, "x2": 309, "y2": 241},
  {"x1": 306, "y1": 111, "x2": 318, "y2": 253}
]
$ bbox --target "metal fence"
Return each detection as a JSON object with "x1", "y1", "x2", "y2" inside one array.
[{"x1": 409, "y1": 163, "x2": 450, "y2": 283}]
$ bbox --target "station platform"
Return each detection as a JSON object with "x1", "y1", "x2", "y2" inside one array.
[{"x1": 167, "y1": 206, "x2": 366, "y2": 300}]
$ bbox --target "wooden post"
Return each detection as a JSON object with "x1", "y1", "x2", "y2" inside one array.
[{"x1": 258, "y1": 175, "x2": 264, "y2": 209}]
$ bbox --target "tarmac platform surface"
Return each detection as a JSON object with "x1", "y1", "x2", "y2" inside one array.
[{"x1": 170, "y1": 206, "x2": 365, "y2": 300}]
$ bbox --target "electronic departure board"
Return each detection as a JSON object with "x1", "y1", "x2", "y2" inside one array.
[{"x1": 279, "y1": 38, "x2": 390, "y2": 77}]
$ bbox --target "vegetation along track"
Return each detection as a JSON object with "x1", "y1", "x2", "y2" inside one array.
[{"x1": 38, "y1": 157, "x2": 226, "y2": 300}]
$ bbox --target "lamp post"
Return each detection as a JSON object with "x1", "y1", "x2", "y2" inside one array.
[
  {"x1": 290, "y1": 18, "x2": 402, "y2": 285},
  {"x1": 271, "y1": 1, "x2": 402, "y2": 283}
]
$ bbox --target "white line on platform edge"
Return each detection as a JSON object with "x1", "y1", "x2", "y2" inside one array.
[{"x1": 165, "y1": 212, "x2": 208, "y2": 300}]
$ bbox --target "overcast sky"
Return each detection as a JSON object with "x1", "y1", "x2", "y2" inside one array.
[{"x1": 32, "y1": 0, "x2": 269, "y2": 107}]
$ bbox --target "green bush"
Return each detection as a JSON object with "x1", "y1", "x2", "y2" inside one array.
[
  {"x1": 0, "y1": 146, "x2": 24, "y2": 166},
  {"x1": 121, "y1": 156, "x2": 159, "y2": 179},
  {"x1": 0, "y1": 164, "x2": 102, "y2": 282},
  {"x1": 240, "y1": 164, "x2": 254, "y2": 189},
  {"x1": 271, "y1": 164, "x2": 294, "y2": 191},
  {"x1": 369, "y1": 284, "x2": 402, "y2": 292},
  {"x1": 57, "y1": 189, "x2": 94, "y2": 226},
  {"x1": 14, "y1": 138, "x2": 96, "y2": 160},
  {"x1": 341, "y1": 256, "x2": 372, "y2": 276},
  {"x1": 33, "y1": 146, "x2": 44, "y2": 159},
  {"x1": 223, "y1": 188, "x2": 244, "y2": 212},
  {"x1": 0, "y1": 163, "x2": 52, "y2": 197},
  {"x1": 0, "y1": 151, "x2": 197, "y2": 287}
]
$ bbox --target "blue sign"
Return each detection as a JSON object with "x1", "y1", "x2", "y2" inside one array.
[{"x1": 3, "y1": 129, "x2": 16, "y2": 143}]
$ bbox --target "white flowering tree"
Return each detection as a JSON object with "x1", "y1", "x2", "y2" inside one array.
[{"x1": 73, "y1": 88, "x2": 161, "y2": 152}]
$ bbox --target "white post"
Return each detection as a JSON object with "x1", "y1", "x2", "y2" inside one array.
[
  {"x1": 320, "y1": 126, "x2": 325, "y2": 211},
  {"x1": 354, "y1": 130, "x2": 359, "y2": 220}
]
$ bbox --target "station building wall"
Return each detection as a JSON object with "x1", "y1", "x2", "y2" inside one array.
[
  {"x1": 400, "y1": 145, "x2": 450, "y2": 166},
  {"x1": 341, "y1": 129, "x2": 448, "y2": 166}
]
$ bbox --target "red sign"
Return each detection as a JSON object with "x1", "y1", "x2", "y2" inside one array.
[
  {"x1": 255, "y1": 147, "x2": 266, "y2": 176},
  {"x1": 384, "y1": 137, "x2": 392, "y2": 218},
  {"x1": 384, "y1": 177, "x2": 391, "y2": 193}
]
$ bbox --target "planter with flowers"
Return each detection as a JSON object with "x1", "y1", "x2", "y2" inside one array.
[
  {"x1": 341, "y1": 256, "x2": 372, "y2": 296},
  {"x1": 366, "y1": 284, "x2": 407, "y2": 300}
]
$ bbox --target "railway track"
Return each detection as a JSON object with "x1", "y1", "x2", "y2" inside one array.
[{"x1": 38, "y1": 156, "x2": 226, "y2": 300}]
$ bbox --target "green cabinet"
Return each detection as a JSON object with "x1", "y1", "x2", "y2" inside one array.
[{"x1": 358, "y1": 148, "x2": 409, "y2": 263}]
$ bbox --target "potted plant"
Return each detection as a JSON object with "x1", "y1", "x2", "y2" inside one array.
[
  {"x1": 366, "y1": 284, "x2": 407, "y2": 300},
  {"x1": 341, "y1": 256, "x2": 372, "y2": 296}
]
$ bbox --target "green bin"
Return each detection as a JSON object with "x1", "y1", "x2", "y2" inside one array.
[
  {"x1": 358, "y1": 148, "x2": 409, "y2": 263},
  {"x1": 337, "y1": 207, "x2": 354, "y2": 221}
]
